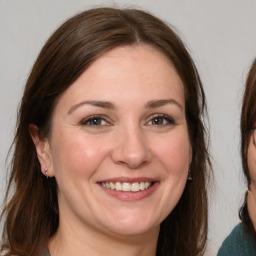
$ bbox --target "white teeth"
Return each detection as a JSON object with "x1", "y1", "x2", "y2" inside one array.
[
  {"x1": 110, "y1": 182, "x2": 115, "y2": 189},
  {"x1": 115, "y1": 182, "x2": 122, "y2": 191},
  {"x1": 139, "y1": 182, "x2": 145, "y2": 190},
  {"x1": 131, "y1": 182, "x2": 140, "y2": 192},
  {"x1": 101, "y1": 181, "x2": 153, "y2": 192},
  {"x1": 123, "y1": 182, "x2": 131, "y2": 191}
]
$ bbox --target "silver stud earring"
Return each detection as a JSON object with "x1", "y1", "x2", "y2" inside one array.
[
  {"x1": 187, "y1": 170, "x2": 192, "y2": 181},
  {"x1": 44, "y1": 168, "x2": 49, "y2": 179}
]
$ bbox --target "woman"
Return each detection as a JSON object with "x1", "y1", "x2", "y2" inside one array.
[
  {"x1": 217, "y1": 60, "x2": 256, "y2": 255},
  {"x1": 0, "y1": 7, "x2": 211, "y2": 256}
]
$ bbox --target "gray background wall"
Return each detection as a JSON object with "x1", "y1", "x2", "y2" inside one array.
[{"x1": 1, "y1": 0, "x2": 256, "y2": 255}]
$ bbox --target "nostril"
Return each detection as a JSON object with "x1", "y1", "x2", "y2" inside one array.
[
  {"x1": 111, "y1": 148, "x2": 151, "y2": 169},
  {"x1": 111, "y1": 129, "x2": 152, "y2": 169}
]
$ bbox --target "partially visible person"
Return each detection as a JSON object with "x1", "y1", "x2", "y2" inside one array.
[{"x1": 217, "y1": 59, "x2": 256, "y2": 255}]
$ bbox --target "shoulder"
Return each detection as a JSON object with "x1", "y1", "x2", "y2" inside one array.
[{"x1": 217, "y1": 223, "x2": 256, "y2": 256}]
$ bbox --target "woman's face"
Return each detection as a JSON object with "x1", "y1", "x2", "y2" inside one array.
[
  {"x1": 248, "y1": 129, "x2": 256, "y2": 189},
  {"x1": 37, "y1": 45, "x2": 192, "y2": 237},
  {"x1": 247, "y1": 129, "x2": 256, "y2": 230}
]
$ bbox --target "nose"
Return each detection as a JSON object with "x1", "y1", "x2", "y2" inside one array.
[{"x1": 111, "y1": 126, "x2": 152, "y2": 169}]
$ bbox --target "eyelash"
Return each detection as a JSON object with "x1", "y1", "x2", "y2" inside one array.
[
  {"x1": 80, "y1": 115, "x2": 110, "y2": 126},
  {"x1": 80, "y1": 114, "x2": 175, "y2": 127},
  {"x1": 146, "y1": 114, "x2": 176, "y2": 126}
]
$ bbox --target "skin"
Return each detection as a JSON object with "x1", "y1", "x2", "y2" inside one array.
[
  {"x1": 247, "y1": 129, "x2": 256, "y2": 230},
  {"x1": 30, "y1": 45, "x2": 192, "y2": 256}
]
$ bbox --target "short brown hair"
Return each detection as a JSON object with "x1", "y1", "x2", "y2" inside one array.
[
  {"x1": 240, "y1": 59, "x2": 256, "y2": 237},
  {"x1": 1, "y1": 7, "x2": 211, "y2": 256}
]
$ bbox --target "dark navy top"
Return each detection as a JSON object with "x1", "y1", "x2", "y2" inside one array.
[{"x1": 217, "y1": 223, "x2": 256, "y2": 256}]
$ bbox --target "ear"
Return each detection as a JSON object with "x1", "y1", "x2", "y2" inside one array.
[{"x1": 29, "y1": 124, "x2": 54, "y2": 177}]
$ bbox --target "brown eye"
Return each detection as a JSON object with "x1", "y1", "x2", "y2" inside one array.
[
  {"x1": 81, "y1": 116, "x2": 109, "y2": 126},
  {"x1": 147, "y1": 115, "x2": 175, "y2": 126},
  {"x1": 152, "y1": 117, "x2": 164, "y2": 125}
]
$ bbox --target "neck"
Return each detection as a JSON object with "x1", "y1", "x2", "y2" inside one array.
[{"x1": 48, "y1": 216, "x2": 159, "y2": 256}]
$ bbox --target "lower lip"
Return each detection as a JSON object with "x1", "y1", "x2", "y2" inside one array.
[{"x1": 99, "y1": 182, "x2": 159, "y2": 201}]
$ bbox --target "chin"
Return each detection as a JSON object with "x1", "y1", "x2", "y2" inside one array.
[
  {"x1": 99, "y1": 214, "x2": 161, "y2": 237},
  {"x1": 107, "y1": 224, "x2": 158, "y2": 237}
]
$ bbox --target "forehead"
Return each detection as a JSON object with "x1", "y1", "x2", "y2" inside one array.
[
  {"x1": 87, "y1": 44, "x2": 179, "y2": 83},
  {"x1": 54, "y1": 44, "x2": 185, "y2": 111}
]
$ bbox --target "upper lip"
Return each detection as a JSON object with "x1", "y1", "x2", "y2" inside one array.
[{"x1": 97, "y1": 177, "x2": 157, "y2": 183}]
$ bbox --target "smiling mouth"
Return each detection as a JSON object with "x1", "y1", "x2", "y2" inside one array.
[{"x1": 100, "y1": 181, "x2": 153, "y2": 192}]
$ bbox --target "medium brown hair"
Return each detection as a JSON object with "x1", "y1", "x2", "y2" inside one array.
[
  {"x1": 1, "y1": 7, "x2": 211, "y2": 256},
  {"x1": 239, "y1": 59, "x2": 256, "y2": 237}
]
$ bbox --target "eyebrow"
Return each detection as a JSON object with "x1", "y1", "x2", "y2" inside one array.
[
  {"x1": 68, "y1": 98, "x2": 183, "y2": 115},
  {"x1": 68, "y1": 101, "x2": 116, "y2": 115},
  {"x1": 145, "y1": 99, "x2": 183, "y2": 110}
]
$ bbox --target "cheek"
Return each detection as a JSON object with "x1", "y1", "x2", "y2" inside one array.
[
  {"x1": 152, "y1": 132, "x2": 190, "y2": 220},
  {"x1": 50, "y1": 131, "x2": 110, "y2": 179},
  {"x1": 151, "y1": 131, "x2": 191, "y2": 174}
]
